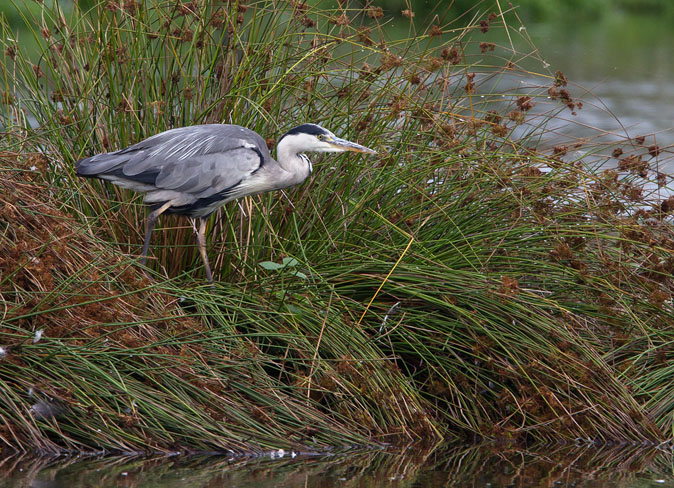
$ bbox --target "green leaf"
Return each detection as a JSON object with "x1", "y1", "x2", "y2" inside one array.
[
  {"x1": 259, "y1": 257, "x2": 299, "y2": 271},
  {"x1": 282, "y1": 257, "x2": 299, "y2": 267},
  {"x1": 285, "y1": 304, "x2": 303, "y2": 316},
  {"x1": 259, "y1": 261, "x2": 284, "y2": 270}
]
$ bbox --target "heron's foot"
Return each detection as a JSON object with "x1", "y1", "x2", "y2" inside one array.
[
  {"x1": 139, "y1": 265, "x2": 156, "y2": 283},
  {"x1": 138, "y1": 255, "x2": 157, "y2": 283}
]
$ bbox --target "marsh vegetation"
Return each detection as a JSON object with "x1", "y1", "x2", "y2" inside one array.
[{"x1": 0, "y1": 0, "x2": 673, "y2": 453}]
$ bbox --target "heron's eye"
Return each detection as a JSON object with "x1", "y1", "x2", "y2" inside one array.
[{"x1": 316, "y1": 134, "x2": 324, "y2": 141}]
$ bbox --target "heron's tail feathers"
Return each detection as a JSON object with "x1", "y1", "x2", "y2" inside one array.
[
  {"x1": 76, "y1": 150, "x2": 161, "y2": 192},
  {"x1": 75, "y1": 152, "x2": 128, "y2": 177}
]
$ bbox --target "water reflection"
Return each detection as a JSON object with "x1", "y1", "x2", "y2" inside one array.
[{"x1": 2, "y1": 444, "x2": 673, "y2": 487}]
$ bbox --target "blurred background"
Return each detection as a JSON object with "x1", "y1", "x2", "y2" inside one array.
[{"x1": 3, "y1": 0, "x2": 673, "y2": 152}]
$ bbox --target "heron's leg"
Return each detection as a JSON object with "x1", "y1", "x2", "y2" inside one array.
[
  {"x1": 140, "y1": 201, "x2": 172, "y2": 266},
  {"x1": 196, "y1": 217, "x2": 214, "y2": 283}
]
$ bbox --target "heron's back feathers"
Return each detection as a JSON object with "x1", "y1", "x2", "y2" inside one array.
[{"x1": 76, "y1": 124, "x2": 272, "y2": 216}]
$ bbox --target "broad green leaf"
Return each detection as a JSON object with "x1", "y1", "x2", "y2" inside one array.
[{"x1": 259, "y1": 261, "x2": 283, "y2": 270}]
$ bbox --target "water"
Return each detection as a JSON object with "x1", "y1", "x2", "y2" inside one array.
[
  {"x1": 502, "y1": 13, "x2": 674, "y2": 157},
  {"x1": 3, "y1": 444, "x2": 674, "y2": 487}
]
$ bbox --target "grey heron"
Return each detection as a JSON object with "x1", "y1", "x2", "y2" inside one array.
[{"x1": 76, "y1": 123, "x2": 376, "y2": 282}]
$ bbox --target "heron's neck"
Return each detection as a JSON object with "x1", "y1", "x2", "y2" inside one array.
[{"x1": 275, "y1": 140, "x2": 313, "y2": 187}]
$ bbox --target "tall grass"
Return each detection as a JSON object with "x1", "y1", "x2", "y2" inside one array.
[{"x1": 1, "y1": 0, "x2": 674, "y2": 452}]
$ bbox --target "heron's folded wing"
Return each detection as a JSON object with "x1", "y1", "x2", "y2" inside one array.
[
  {"x1": 154, "y1": 147, "x2": 264, "y2": 197},
  {"x1": 77, "y1": 125, "x2": 269, "y2": 197}
]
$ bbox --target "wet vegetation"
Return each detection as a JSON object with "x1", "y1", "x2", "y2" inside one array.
[{"x1": 0, "y1": 0, "x2": 673, "y2": 454}]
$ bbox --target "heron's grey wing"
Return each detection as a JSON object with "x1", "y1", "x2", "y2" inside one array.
[
  {"x1": 76, "y1": 124, "x2": 270, "y2": 196},
  {"x1": 153, "y1": 146, "x2": 265, "y2": 197}
]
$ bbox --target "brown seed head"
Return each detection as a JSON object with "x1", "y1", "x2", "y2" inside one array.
[
  {"x1": 656, "y1": 172, "x2": 667, "y2": 188},
  {"x1": 554, "y1": 70, "x2": 568, "y2": 87},
  {"x1": 300, "y1": 15, "x2": 315, "y2": 28},
  {"x1": 441, "y1": 46, "x2": 462, "y2": 65},
  {"x1": 367, "y1": 6, "x2": 384, "y2": 19},
  {"x1": 479, "y1": 42, "x2": 495, "y2": 53},
  {"x1": 330, "y1": 13, "x2": 349, "y2": 26},
  {"x1": 659, "y1": 195, "x2": 674, "y2": 213},
  {"x1": 491, "y1": 124, "x2": 508, "y2": 137},
  {"x1": 499, "y1": 275, "x2": 519, "y2": 296},
  {"x1": 508, "y1": 109, "x2": 523, "y2": 123},
  {"x1": 380, "y1": 52, "x2": 402, "y2": 71},
  {"x1": 465, "y1": 73, "x2": 475, "y2": 94},
  {"x1": 210, "y1": 8, "x2": 225, "y2": 28},
  {"x1": 425, "y1": 57, "x2": 443, "y2": 72},
  {"x1": 484, "y1": 111, "x2": 502, "y2": 124},
  {"x1": 516, "y1": 96, "x2": 534, "y2": 111},
  {"x1": 552, "y1": 145, "x2": 569, "y2": 157},
  {"x1": 357, "y1": 27, "x2": 374, "y2": 46},
  {"x1": 57, "y1": 109, "x2": 72, "y2": 125}
]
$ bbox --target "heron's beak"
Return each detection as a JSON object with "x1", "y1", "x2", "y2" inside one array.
[{"x1": 328, "y1": 137, "x2": 377, "y2": 154}]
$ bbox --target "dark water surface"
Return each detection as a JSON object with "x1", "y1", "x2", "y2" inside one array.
[{"x1": 2, "y1": 444, "x2": 674, "y2": 487}]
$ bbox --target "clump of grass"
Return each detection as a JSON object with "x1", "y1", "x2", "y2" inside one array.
[
  {"x1": 1, "y1": 0, "x2": 674, "y2": 453},
  {"x1": 0, "y1": 165, "x2": 399, "y2": 452}
]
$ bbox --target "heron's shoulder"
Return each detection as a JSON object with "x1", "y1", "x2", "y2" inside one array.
[
  {"x1": 150, "y1": 124, "x2": 260, "y2": 140},
  {"x1": 187, "y1": 124, "x2": 266, "y2": 147},
  {"x1": 219, "y1": 124, "x2": 264, "y2": 141},
  {"x1": 124, "y1": 124, "x2": 269, "y2": 158}
]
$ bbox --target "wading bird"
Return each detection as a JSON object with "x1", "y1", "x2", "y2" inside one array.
[{"x1": 76, "y1": 123, "x2": 376, "y2": 282}]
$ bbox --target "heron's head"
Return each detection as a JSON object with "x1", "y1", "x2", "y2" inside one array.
[{"x1": 278, "y1": 123, "x2": 376, "y2": 155}]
